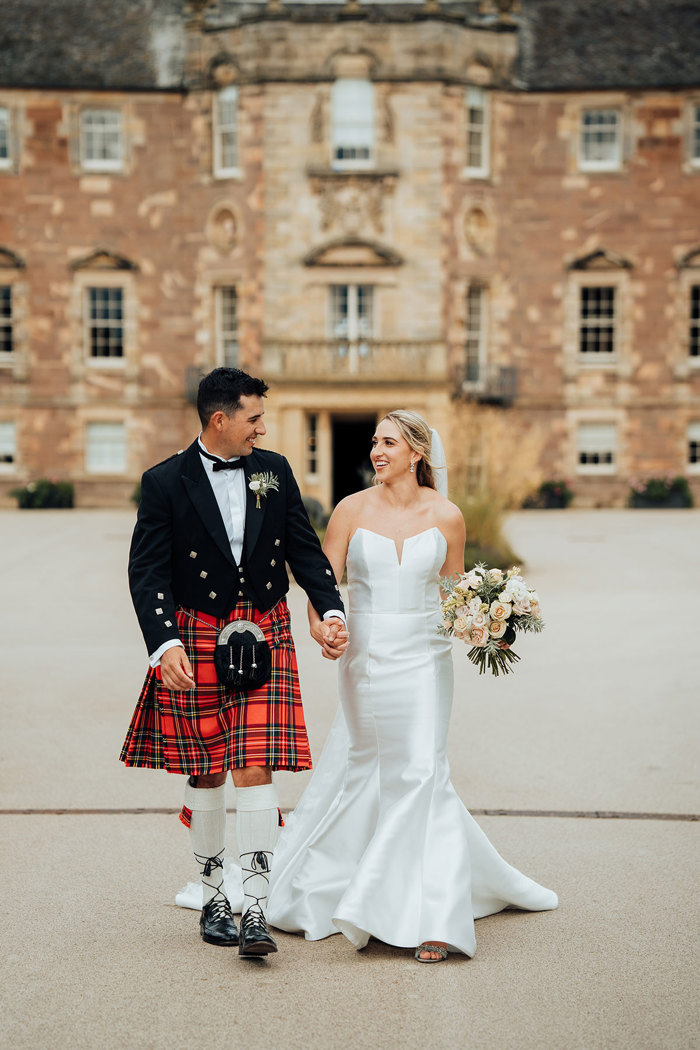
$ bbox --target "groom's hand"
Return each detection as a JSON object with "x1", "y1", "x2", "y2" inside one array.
[
  {"x1": 160, "y1": 646, "x2": 196, "y2": 691},
  {"x1": 313, "y1": 617, "x2": 349, "y2": 660}
]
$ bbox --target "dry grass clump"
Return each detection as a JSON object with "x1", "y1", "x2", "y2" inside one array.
[{"x1": 448, "y1": 406, "x2": 546, "y2": 570}]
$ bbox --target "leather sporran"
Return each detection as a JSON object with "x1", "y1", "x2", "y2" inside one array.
[{"x1": 214, "y1": 620, "x2": 272, "y2": 691}]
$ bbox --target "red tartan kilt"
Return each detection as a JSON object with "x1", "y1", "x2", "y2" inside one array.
[{"x1": 119, "y1": 598, "x2": 312, "y2": 775}]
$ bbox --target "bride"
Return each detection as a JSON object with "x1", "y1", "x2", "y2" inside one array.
[{"x1": 266, "y1": 410, "x2": 558, "y2": 962}]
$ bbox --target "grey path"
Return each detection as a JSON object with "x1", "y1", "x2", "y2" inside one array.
[{"x1": 1, "y1": 509, "x2": 698, "y2": 1050}]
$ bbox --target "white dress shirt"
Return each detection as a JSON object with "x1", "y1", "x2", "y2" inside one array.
[{"x1": 149, "y1": 437, "x2": 344, "y2": 667}]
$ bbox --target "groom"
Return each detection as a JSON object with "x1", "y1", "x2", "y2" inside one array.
[{"x1": 121, "y1": 367, "x2": 346, "y2": 957}]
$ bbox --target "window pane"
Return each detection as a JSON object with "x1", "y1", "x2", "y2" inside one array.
[
  {"x1": 0, "y1": 107, "x2": 10, "y2": 162},
  {"x1": 81, "y1": 110, "x2": 123, "y2": 165},
  {"x1": 86, "y1": 422, "x2": 126, "y2": 473},
  {"x1": 465, "y1": 285, "x2": 485, "y2": 382},
  {"x1": 217, "y1": 286, "x2": 238, "y2": 366},
  {"x1": 87, "y1": 288, "x2": 124, "y2": 358},
  {"x1": 579, "y1": 287, "x2": 616, "y2": 354},
  {"x1": 0, "y1": 286, "x2": 12, "y2": 354},
  {"x1": 688, "y1": 422, "x2": 700, "y2": 465},
  {"x1": 466, "y1": 87, "x2": 488, "y2": 172},
  {"x1": 332, "y1": 79, "x2": 374, "y2": 163},
  {"x1": 577, "y1": 422, "x2": 616, "y2": 466},
  {"x1": 0, "y1": 420, "x2": 15, "y2": 463},
  {"x1": 216, "y1": 88, "x2": 238, "y2": 172},
  {"x1": 690, "y1": 286, "x2": 700, "y2": 357},
  {"x1": 581, "y1": 109, "x2": 620, "y2": 166},
  {"x1": 306, "y1": 413, "x2": 318, "y2": 475}
]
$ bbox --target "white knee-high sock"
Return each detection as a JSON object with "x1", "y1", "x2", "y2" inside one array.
[
  {"x1": 236, "y1": 783, "x2": 280, "y2": 921},
  {"x1": 183, "y1": 778, "x2": 227, "y2": 908}
]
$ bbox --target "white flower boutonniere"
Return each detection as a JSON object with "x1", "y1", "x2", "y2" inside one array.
[{"x1": 249, "y1": 471, "x2": 279, "y2": 509}]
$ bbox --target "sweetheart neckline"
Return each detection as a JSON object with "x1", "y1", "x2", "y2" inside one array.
[{"x1": 349, "y1": 526, "x2": 446, "y2": 567}]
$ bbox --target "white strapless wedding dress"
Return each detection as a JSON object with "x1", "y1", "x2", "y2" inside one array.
[{"x1": 265, "y1": 527, "x2": 558, "y2": 955}]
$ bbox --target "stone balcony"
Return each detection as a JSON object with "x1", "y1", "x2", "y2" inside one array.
[{"x1": 262, "y1": 340, "x2": 448, "y2": 384}]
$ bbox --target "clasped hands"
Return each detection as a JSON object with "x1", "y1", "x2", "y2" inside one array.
[{"x1": 312, "y1": 616, "x2": 349, "y2": 661}]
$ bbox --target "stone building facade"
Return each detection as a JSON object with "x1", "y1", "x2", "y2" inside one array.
[{"x1": 1, "y1": 0, "x2": 699, "y2": 508}]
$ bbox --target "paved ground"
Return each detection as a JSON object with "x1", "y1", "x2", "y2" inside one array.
[{"x1": 1, "y1": 508, "x2": 698, "y2": 1050}]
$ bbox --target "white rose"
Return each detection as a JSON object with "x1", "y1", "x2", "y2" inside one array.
[
  {"x1": 489, "y1": 618, "x2": 507, "y2": 638},
  {"x1": 468, "y1": 597, "x2": 482, "y2": 614},
  {"x1": 488, "y1": 568, "x2": 504, "y2": 581},
  {"x1": 249, "y1": 480, "x2": 261, "y2": 492},
  {"x1": 498, "y1": 590, "x2": 513, "y2": 603},
  {"x1": 471, "y1": 612, "x2": 487, "y2": 629}
]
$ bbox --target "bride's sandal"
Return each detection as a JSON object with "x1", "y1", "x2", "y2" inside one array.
[{"x1": 415, "y1": 943, "x2": 448, "y2": 963}]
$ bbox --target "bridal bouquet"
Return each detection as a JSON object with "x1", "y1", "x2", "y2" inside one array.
[{"x1": 439, "y1": 564, "x2": 544, "y2": 676}]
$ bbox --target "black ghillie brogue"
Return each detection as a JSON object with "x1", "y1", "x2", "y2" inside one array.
[
  {"x1": 200, "y1": 896, "x2": 239, "y2": 946},
  {"x1": 238, "y1": 906, "x2": 278, "y2": 957}
]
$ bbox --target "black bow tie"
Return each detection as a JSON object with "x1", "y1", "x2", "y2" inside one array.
[{"x1": 200, "y1": 448, "x2": 245, "y2": 472}]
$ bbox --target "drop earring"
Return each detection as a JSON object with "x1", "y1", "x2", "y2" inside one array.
[{"x1": 409, "y1": 461, "x2": 415, "y2": 474}]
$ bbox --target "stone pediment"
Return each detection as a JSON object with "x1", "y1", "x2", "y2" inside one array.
[
  {"x1": 0, "y1": 247, "x2": 26, "y2": 269},
  {"x1": 303, "y1": 238, "x2": 403, "y2": 267},
  {"x1": 678, "y1": 247, "x2": 700, "y2": 269},
  {"x1": 69, "y1": 248, "x2": 139, "y2": 272},
  {"x1": 568, "y1": 248, "x2": 633, "y2": 271}
]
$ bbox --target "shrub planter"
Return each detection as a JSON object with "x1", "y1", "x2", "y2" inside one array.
[{"x1": 629, "y1": 476, "x2": 693, "y2": 509}]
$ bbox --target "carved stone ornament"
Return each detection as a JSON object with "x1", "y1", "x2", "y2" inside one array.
[
  {"x1": 313, "y1": 177, "x2": 388, "y2": 236},
  {"x1": 464, "y1": 206, "x2": 492, "y2": 254},
  {"x1": 69, "y1": 248, "x2": 139, "y2": 272},
  {"x1": 206, "y1": 205, "x2": 239, "y2": 254}
]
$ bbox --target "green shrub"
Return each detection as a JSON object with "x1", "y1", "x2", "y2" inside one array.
[
  {"x1": 131, "y1": 483, "x2": 141, "y2": 506},
  {"x1": 629, "y1": 475, "x2": 693, "y2": 507},
  {"x1": 523, "y1": 479, "x2": 574, "y2": 509},
  {"x1": 10, "y1": 479, "x2": 74, "y2": 509}
]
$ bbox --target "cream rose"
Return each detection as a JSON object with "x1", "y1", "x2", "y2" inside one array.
[
  {"x1": 467, "y1": 624, "x2": 489, "y2": 647},
  {"x1": 488, "y1": 568, "x2": 504, "y2": 582},
  {"x1": 498, "y1": 589, "x2": 513, "y2": 603},
  {"x1": 489, "y1": 618, "x2": 507, "y2": 638},
  {"x1": 512, "y1": 597, "x2": 531, "y2": 616},
  {"x1": 453, "y1": 616, "x2": 469, "y2": 635},
  {"x1": 462, "y1": 571, "x2": 483, "y2": 590},
  {"x1": 471, "y1": 612, "x2": 487, "y2": 629},
  {"x1": 490, "y1": 600, "x2": 512, "y2": 621}
]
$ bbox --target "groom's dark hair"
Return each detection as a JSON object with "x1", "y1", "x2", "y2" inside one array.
[{"x1": 197, "y1": 367, "x2": 269, "y2": 427}]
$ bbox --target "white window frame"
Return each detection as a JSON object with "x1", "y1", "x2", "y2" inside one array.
[
  {"x1": 213, "y1": 86, "x2": 240, "y2": 178},
  {"x1": 79, "y1": 109, "x2": 124, "y2": 173},
  {"x1": 0, "y1": 107, "x2": 11, "y2": 170},
  {"x1": 331, "y1": 79, "x2": 375, "y2": 171},
  {"x1": 329, "y1": 285, "x2": 374, "y2": 345},
  {"x1": 0, "y1": 284, "x2": 14, "y2": 357},
  {"x1": 215, "y1": 286, "x2": 239, "y2": 366},
  {"x1": 464, "y1": 283, "x2": 488, "y2": 387},
  {"x1": 84, "y1": 286, "x2": 125, "y2": 364},
  {"x1": 0, "y1": 420, "x2": 16, "y2": 471},
  {"x1": 85, "y1": 422, "x2": 127, "y2": 475},
  {"x1": 464, "y1": 87, "x2": 490, "y2": 178},
  {"x1": 579, "y1": 108, "x2": 622, "y2": 172},
  {"x1": 576, "y1": 422, "x2": 617, "y2": 475},
  {"x1": 578, "y1": 284, "x2": 617, "y2": 359},
  {"x1": 688, "y1": 422, "x2": 700, "y2": 473}
]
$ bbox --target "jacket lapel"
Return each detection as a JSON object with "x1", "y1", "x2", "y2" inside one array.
[
  {"x1": 180, "y1": 441, "x2": 237, "y2": 568},
  {"x1": 243, "y1": 451, "x2": 265, "y2": 559}
]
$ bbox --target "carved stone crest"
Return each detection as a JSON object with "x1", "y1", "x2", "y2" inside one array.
[{"x1": 313, "y1": 176, "x2": 390, "y2": 236}]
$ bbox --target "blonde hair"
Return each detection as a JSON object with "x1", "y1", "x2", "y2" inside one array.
[{"x1": 375, "y1": 410, "x2": 436, "y2": 490}]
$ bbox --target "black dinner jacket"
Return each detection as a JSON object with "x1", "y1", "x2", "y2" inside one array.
[{"x1": 129, "y1": 440, "x2": 343, "y2": 655}]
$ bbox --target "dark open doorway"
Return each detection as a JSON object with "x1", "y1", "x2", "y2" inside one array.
[{"x1": 332, "y1": 416, "x2": 376, "y2": 505}]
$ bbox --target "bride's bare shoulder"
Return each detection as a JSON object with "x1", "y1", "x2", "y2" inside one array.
[
  {"x1": 328, "y1": 489, "x2": 375, "y2": 530},
  {"x1": 424, "y1": 490, "x2": 465, "y2": 538}
]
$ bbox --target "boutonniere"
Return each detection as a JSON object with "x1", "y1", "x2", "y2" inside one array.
[{"x1": 248, "y1": 471, "x2": 279, "y2": 509}]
